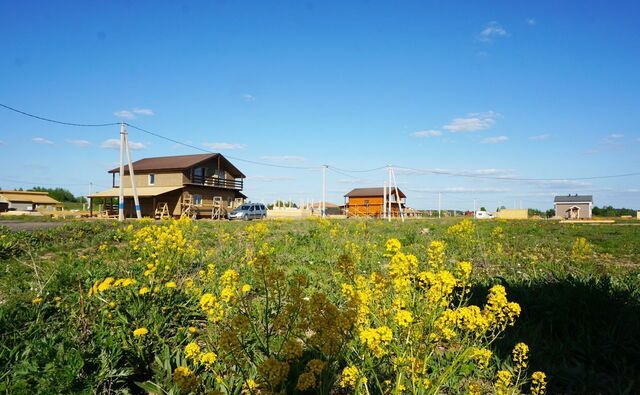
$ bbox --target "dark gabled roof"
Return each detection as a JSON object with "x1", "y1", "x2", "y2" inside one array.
[
  {"x1": 109, "y1": 153, "x2": 245, "y2": 178},
  {"x1": 554, "y1": 194, "x2": 593, "y2": 203},
  {"x1": 345, "y1": 187, "x2": 406, "y2": 198}
]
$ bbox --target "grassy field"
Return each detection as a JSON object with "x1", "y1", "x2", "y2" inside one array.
[{"x1": 1, "y1": 218, "x2": 639, "y2": 394}]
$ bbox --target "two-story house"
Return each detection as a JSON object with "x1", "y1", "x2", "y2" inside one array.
[
  {"x1": 344, "y1": 187, "x2": 406, "y2": 218},
  {"x1": 90, "y1": 153, "x2": 246, "y2": 218}
]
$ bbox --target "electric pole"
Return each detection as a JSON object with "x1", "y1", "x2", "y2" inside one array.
[{"x1": 321, "y1": 165, "x2": 327, "y2": 219}]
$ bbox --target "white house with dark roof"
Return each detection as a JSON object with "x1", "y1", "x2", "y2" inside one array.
[{"x1": 554, "y1": 194, "x2": 593, "y2": 219}]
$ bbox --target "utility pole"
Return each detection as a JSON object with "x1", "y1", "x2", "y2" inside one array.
[
  {"x1": 118, "y1": 123, "x2": 125, "y2": 221},
  {"x1": 321, "y1": 165, "x2": 327, "y2": 219},
  {"x1": 123, "y1": 123, "x2": 142, "y2": 219},
  {"x1": 390, "y1": 166, "x2": 405, "y2": 222},
  {"x1": 383, "y1": 181, "x2": 387, "y2": 219},
  {"x1": 387, "y1": 165, "x2": 392, "y2": 222},
  {"x1": 473, "y1": 199, "x2": 476, "y2": 213},
  {"x1": 438, "y1": 192, "x2": 442, "y2": 219}
]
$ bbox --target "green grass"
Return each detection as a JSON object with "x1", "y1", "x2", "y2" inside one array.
[{"x1": 1, "y1": 219, "x2": 639, "y2": 393}]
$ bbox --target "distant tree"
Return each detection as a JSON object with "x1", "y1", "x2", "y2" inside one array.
[
  {"x1": 267, "y1": 200, "x2": 298, "y2": 209},
  {"x1": 545, "y1": 209, "x2": 555, "y2": 218},
  {"x1": 28, "y1": 187, "x2": 85, "y2": 203},
  {"x1": 592, "y1": 205, "x2": 636, "y2": 217},
  {"x1": 528, "y1": 208, "x2": 544, "y2": 217},
  {"x1": 480, "y1": 206, "x2": 487, "y2": 212}
]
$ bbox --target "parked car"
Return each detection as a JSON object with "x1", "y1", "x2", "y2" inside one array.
[
  {"x1": 227, "y1": 203, "x2": 267, "y2": 220},
  {"x1": 475, "y1": 210, "x2": 495, "y2": 219}
]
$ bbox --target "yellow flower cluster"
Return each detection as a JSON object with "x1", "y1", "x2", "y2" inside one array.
[
  {"x1": 495, "y1": 370, "x2": 513, "y2": 395},
  {"x1": 512, "y1": 342, "x2": 529, "y2": 370},
  {"x1": 530, "y1": 371, "x2": 547, "y2": 395},
  {"x1": 485, "y1": 285, "x2": 522, "y2": 331},
  {"x1": 417, "y1": 269, "x2": 457, "y2": 305},
  {"x1": 427, "y1": 240, "x2": 446, "y2": 270},
  {"x1": 446, "y1": 219, "x2": 475, "y2": 239},
  {"x1": 133, "y1": 327, "x2": 148, "y2": 337},
  {"x1": 339, "y1": 365, "x2": 365, "y2": 388},
  {"x1": 388, "y1": 251, "x2": 418, "y2": 292},
  {"x1": 295, "y1": 359, "x2": 326, "y2": 391},
  {"x1": 173, "y1": 366, "x2": 198, "y2": 392},
  {"x1": 88, "y1": 277, "x2": 137, "y2": 296},
  {"x1": 470, "y1": 347, "x2": 492, "y2": 369},
  {"x1": 200, "y1": 293, "x2": 224, "y2": 322},
  {"x1": 572, "y1": 236, "x2": 592, "y2": 259},
  {"x1": 131, "y1": 217, "x2": 198, "y2": 273},
  {"x1": 384, "y1": 238, "x2": 402, "y2": 256},
  {"x1": 359, "y1": 326, "x2": 393, "y2": 357}
]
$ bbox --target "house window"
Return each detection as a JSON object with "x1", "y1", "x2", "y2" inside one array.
[
  {"x1": 193, "y1": 194, "x2": 203, "y2": 206},
  {"x1": 148, "y1": 174, "x2": 155, "y2": 185}
]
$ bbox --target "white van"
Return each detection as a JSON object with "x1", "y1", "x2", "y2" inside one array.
[{"x1": 475, "y1": 210, "x2": 494, "y2": 219}]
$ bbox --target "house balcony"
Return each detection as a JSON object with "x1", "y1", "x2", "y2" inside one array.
[{"x1": 189, "y1": 175, "x2": 244, "y2": 190}]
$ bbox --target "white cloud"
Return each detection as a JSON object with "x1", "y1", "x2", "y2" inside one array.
[
  {"x1": 114, "y1": 108, "x2": 154, "y2": 119},
  {"x1": 101, "y1": 138, "x2": 147, "y2": 150},
  {"x1": 608, "y1": 133, "x2": 624, "y2": 139},
  {"x1": 32, "y1": 137, "x2": 54, "y2": 145},
  {"x1": 132, "y1": 108, "x2": 154, "y2": 116},
  {"x1": 529, "y1": 133, "x2": 551, "y2": 141},
  {"x1": 443, "y1": 111, "x2": 498, "y2": 132},
  {"x1": 410, "y1": 187, "x2": 511, "y2": 194},
  {"x1": 411, "y1": 129, "x2": 442, "y2": 138},
  {"x1": 479, "y1": 22, "x2": 507, "y2": 42},
  {"x1": 203, "y1": 142, "x2": 246, "y2": 150},
  {"x1": 113, "y1": 110, "x2": 135, "y2": 119},
  {"x1": 395, "y1": 167, "x2": 514, "y2": 177},
  {"x1": 527, "y1": 18, "x2": 537, "y2": 26},
  {"x1": 260, "y1": 155, "x2": 306, "y2": 162},
  {"x1": 246, "y1": 175, "x2": 296, "y2": 182},
  {"x1": 66, "y1": 139, "x2": 91, "y2": 147},
  {"x1": 586, "y1": 133, "x2": 626, "y2": 154},
  {"x1": 481, "y1": 135, "x2": 509, "y2": 144},
  {"x1": 528, "y1": 180, "x2": 592, "y2": 189},
  {"x1": 241, "y1": 94, "x2": 256, "y2": 102},
  {"x1": 0, "y1": 140, "x2": 5, "y2": 146}
]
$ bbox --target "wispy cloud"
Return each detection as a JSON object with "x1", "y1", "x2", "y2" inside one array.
[
  {"x1": 586, "y1": 133, "x2": 625, "y2": 154},
  {"x1": 260, "y1": 155, "x2": 306, "y2": 162},
  {"x1": 132, "y1": 108, "x2": 154, "y2": 116},
  {"x1": 113, "y1": 110, "x2": 135, "y2": 119},
  {"x1": 32, "y1": 137, "x2": 54, "y2": 145},
  {"x1": 528, "y1": 179, "x2": 592, "y2": 189},
  {"x1": 410, "y1": 187, "x2": 511, "y2": 194},
  {"x1": 479, "y1": 21, "x2": 508, "y2": 42},
  {"x1": 481, "y1": 135, "x2": 509, "y2": 144},
  {"x1": 395, "y1": 167, "x2": 514, "y2": 177},
  {"x1": 411, "y1": 129, "x2": 442, "y2": 138},
  {"x1": 443, "y1": 111, "x2": 498, "y2": 132},
  {"x1": 66, "y1": 139, "x2": 91, "y2": 147},
  {"x1": 241, "y1": 94, "x2": 256, "y2": 102},
  {"x1": 246, "y1": 175, "x2": 296, "y2": 182},
  {"x1": 529, "y1": 133, "x2": 550, "y2": 141},
  {"x1": 101, "y1": 138, "x2": 147, "y2": 150},
  {"x1": 114, "y1": 107, "x2": 155, "y2": 119},
  {"x1": 0, "y1": 140, "x2": 5, "y2": 146},
  {"x1": 203, "y1": 142, "x2": 246, "y2": 150},
  {"x1": 527, "y1": 18, "x2": 537, "y2": 26}
]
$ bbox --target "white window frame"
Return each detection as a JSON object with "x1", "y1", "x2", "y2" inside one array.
[{"x1": 148, "y1": 173, "x2": 156, "y2": 186}]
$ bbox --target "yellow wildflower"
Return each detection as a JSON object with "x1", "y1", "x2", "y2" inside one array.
[
  {"x1": 531, "y1": 371, "x2": 547, "y2": 395},
  {"x1": 133, "y1": 327, "x2": 148, "y2": 337},
  {"x1": 198, "y1": 352, "x2": 217, "y2": 367},
  {"x1": 394, "y1": 309, "x2": 414, "y2": 327},
  {"x1": 512, "y1": 342, "x2": 529, "y2": 370},
  {"x1": 296, "y1": 372, "x2": 317, "y2": 391},
  {"x1": 32, "y1": 297, "x2": 43, "y2": 305},
  {"x1": 138, "y1": 286, "x2": 150, "y2": 295},
  {"x1": 339, "y1": 365, "x2": 365, "y2": 388},
  {"x1": 184, "y1": 342, "x2": 201, "y2": 359},
  {"x1": 165, "y1": 281, "x2": 177, "y2": 289}
]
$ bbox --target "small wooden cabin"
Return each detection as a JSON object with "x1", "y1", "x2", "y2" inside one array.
[{"x1": 344, "y1": 187, "x2": 406, "y2": 218}]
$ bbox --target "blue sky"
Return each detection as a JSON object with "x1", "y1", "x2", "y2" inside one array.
[{"x1": 1, "y1": 1, "x2": 639, "y2": 210}]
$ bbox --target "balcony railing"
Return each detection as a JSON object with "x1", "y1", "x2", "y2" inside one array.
[{"x1": 190, "y1": 175, "x2": 243, "y2": 190}]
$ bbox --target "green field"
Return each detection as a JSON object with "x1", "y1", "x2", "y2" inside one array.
[{"x1": 1, "y1": 218, "x2": 639, "y2": 394}]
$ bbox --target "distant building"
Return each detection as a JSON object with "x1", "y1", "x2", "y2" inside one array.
[
  {"x1": 495, "y1": 208, "x2": 528, "y2": 219},
  {"x1": 554, "y1": 194, "x2": 593, "y2": 219},
  {"x1": 0, "y1": 190, "x2": 62, "y2": 212},
  {"x1": 344, "y1": 187, "x2": 406, "y2": 217}
]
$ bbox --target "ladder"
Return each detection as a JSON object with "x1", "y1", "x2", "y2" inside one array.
[
  {"x1": 154, "y1": 202, "x2": 170, "y2": 219},
  {"x1": 180, "y1": 194, "x2": 195, "y2": 218},
  {"x1": 211, "y1": 196, "x2": 223, "y2": 220}
]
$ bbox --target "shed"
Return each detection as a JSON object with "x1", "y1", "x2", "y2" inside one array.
[
  {"x1": 344, "y1": 187, "x2": 406, "y2": 218},
  {"x1": 0, "y1": 190, "x2": 62, "y2": 212}
]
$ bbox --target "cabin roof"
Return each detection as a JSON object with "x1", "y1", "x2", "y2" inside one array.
[
  {"x1": 108, "y1": 153, "x2": 245, "y2": 178},
  {"x1": 344, "y1": 187, "x2": 406, "y2": 198},
  {"x1": 553, "y1": 194, "x2": 593, "y2": 203}
]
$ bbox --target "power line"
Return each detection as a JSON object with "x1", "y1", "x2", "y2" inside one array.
[
  {"x1": 0, "y1": 176, "x2": 109, "y2": 188},
  {"x1": 0, "y1": 103, "x2": 120, "y2": 127},
  {"x1": 394, "y1": 166, "x2": 640, "y2": 182},
  {"x1": 3, "y1": 102, "x2": 640, "y2": 181},
  {"x1": 125, "y1": 122, "x2": 322, "y2": 170}
]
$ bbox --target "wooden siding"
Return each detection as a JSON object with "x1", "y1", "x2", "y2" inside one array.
[
  {"x1": 346, "y1": 196, "x2": 403, "y2": 217},
  {"x1": 120, "y1": 171, "x2": 188, "y2": 188},
  {"x1": 555, "y1": 203, "x2": 592, "y2": 219}
]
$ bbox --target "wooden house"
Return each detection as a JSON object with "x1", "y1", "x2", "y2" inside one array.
[
  {"x1": 344, "y1": 187, "x2": 406, "y2": 218},
  {"x1": 554, "y1": 194, "x2": 593, "y2": 219},
  {"x1": 89, "y1": 153, "x2": 246, "y2": 218}
]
